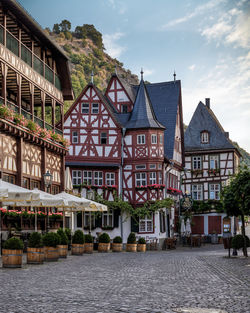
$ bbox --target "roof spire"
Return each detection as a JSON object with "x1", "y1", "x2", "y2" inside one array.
[
  {"x1": 91, "y1": 71, "x2": 94, "y2": 84},
  {"x1": 173, "y1": 70, "x2": 176, "y2": 81},
  {"x1": 140, "y1": 68, "x2": 144, "y2": 81}
]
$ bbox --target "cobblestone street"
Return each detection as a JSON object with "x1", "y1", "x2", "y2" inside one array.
[{"x1": 0, "y1": 245, "x2": 249, "y2": 313}]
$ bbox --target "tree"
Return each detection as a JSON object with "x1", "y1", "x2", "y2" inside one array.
[
  {"x1": 53, "y1": 23, "x2": 60, "y2": 34},
  {"x1": 222, "y1": 167, "x2": 250, "y2": 257},
  {"x1": 60, "y1": 20, "x2": 71, "y2": 32}
]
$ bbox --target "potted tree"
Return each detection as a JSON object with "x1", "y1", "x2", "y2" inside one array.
[
  {"x1": 112, "y1": 236, "x2": 123, "y2": 252},
  {"x1": 27, "y1": 232, "x2": 44, "y2": 264},
  {"x1": 43, "y1": 232, "x2": 60, "y2": 261},
  {"x1": 84, "y1": 234, "x2": 94, "y2": 254},
  {"x1": 126, "y1": 232, "x2": 137, "y2": 252},
  {"x1": 57, "y1": 228, "x2": 68, "y2": 258},
  {"x1": 137, "y1": 237, "x2": 146, "y2": 252},
  {"x1": 2, "y1": 237, "x2": 24, "y2": 268},
  {"x1": 65, "y1": 228, "x2": 72, "y2": 250},
  {"x1": 98, "y1": 233, "x2": 110, "y2": 252},
  {"x1": 72, "y1": 230, "x2": 85, "y2": 255},
  {"x1": 232, "y1": 234, "x2": 250, "y2": 255}
]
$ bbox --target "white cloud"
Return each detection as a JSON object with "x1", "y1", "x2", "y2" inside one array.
[
  {"x1": 103, "y1": 32, "x2": 126, "y2": 59},
  {"x1": 188, "y1": 64, "x2": 196, "y2": 71},
  {"x1": 143, "y1": 68, "x2": 154, "y2": 77},
  {"x1": 106, "y1": 0, "x2": 127, "y2": 15}
]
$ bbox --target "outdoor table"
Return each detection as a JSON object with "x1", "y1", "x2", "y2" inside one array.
[{"x1": 166, "y1": 238, "x2": 176, "y2": 249}]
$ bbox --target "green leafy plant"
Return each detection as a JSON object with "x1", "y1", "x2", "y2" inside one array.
[
  {"x1": 127, "y1": 232, "x2": 136, "y2": 244},
  {"x1": 3, "y1": 237, "x2": 24, "y2": 250},
  {"x1": 113, "y1": 236, "x2": 122, "y2": 244},
  {"x1": 98, "y1": 233, "x2": 110, "y2": 243},
  {"x1": 26, "y1": 120, "x2": 38, "y2": 133},
  {"x1": 138, "y1": 237, "x2": 146, "y2": 244},
  {"x1": 65, "y1": 228, "x2": 71, "y2": 242},
  {"x1": 0, "y1": 106, "x2": 10, "y2": 119},
  {"x1": 72, "y1": 230, "x2": 84, "y2": 244},
  {"x1": 42, "y1": 232, "x2": 61, "y2": 247},
  {"x1": 28, "y1": 232, "x2": 43, "y2": 248},
  {"x1": 84, "y1": 234, "x2": 93, "y2": 243},
  {"x1": 57, "y1": 228, "x2": 68, "y2": 245}
]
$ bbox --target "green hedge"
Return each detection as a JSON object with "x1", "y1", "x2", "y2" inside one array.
[
  {"x1": 72, "y1": 230, "x2": 84, "y2": 244},
  {"x1": 99, "y1": 233, "x2": 110, "y2": 243},
  {"x1": 4, "y1": 237, "x2": 24, "y2": 250},
  {"x1": 28, "y1": 232, "x2": 43, "y2": 248}
]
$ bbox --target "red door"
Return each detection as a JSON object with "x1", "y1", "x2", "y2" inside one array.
[{"x1": 208, "y1": 216, "x2": 221, "y2": 234}]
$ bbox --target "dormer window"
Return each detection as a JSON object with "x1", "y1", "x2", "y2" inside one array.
[{"x1": 201, "y1": 131, "x2": 209, "y2": 143}]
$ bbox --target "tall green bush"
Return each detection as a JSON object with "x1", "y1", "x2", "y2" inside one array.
[
  {"x1": 57, "y1": 228, "x2": 68, "y2": 245},
  {"x1": 99, "y1": 233, "x2": 110, "y2": 243},
  {"x1": 72, "y1": 230, "x2": 84, "y2": 244},
  {"x1": 28, "y1": 232, "x2": 43, "y2": 248},
  {"x1": 43, "y1": 232, "x2": 61, "y2": 247},
  {"x1": 4, "y1": 237, "x2": 24, "y2": 250},
  {"x1": 127, "y1": 233, "x2": 136, "y2": 244}
]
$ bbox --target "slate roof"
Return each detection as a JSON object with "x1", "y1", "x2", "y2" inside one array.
[
  {"x1": 125, "y1": 79, "x2": 165, "y2": 130},
  {"x1": 184, "y1": 101, "x2": 236, "y2": 152}
]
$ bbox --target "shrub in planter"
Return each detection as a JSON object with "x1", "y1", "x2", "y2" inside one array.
[
  {"x1": 65, "y1": 228, "x2": 72, "y2": 250},
  {"x1": 2, "y1": 237, "x2": 24, "y2": 268},
  {"x1": 98, "y1": 233, "x2": 110, "y2": 253},
  {"x1": 137, "y1": 237, "x2": 146, "y2": 252},
  {"x1": 232, "y1": 234, "x2": 250, "y2": 251},
  {"x1": 84, "y1": 234, "x2": 94, "y2": 254},
  {"x1": 112, "y1": 236, "x2": 123, "y2": 252},
  {"x1": 126, "y1": 232, "x2": 137, "y2": 252},
  {"x1": 42, "y1": 232, "x2": 60, "y2": 261},
  {"x1": 57, "y1": 228, "x2": 68, "y2": 258},
  {"x1": 27, "y1": 232, "x2": 44, "y2": 264},
  {"x1": 72, "y1": 230, "x2": 84, "y2": 255}
]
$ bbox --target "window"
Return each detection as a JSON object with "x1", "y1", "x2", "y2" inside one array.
[
  {"x1": 137, "y1": 134, "x2": 145, "y2": 144},
  {"x1": 102, "y1": 210, "x2": 113, "y2": 227},
  {"x1": 150, "y1": 172, "x2": 157, "y2": 184},
  {"x1": 150, "y1": 164, "x2": 156, "y2": 169},
  {"x1": 210, "y1": 155, "x2": 219, "y2": 169},
  {"x1": 52, "y1": 185, "x2": 60, "y2": 195},
  {"x1": 2, "y1": 174, "x2": 15, "y2": 184},
  {"x1": 135, "y1": 172, "x2": 147, "y2": 186},
  {"x1": 151, "y1": 134, "x2": 157, "y2": 144},
  {"x1": 22, "y1": 178, "x2": 29, "y2": 189},
  {"x1": 158, "y1": 164, "x2": 162, "y2": 170},
  {"x1": 135, "y1": 165, "x2": 146, "y2": 170},
  {"x1": 192, "y1": 184, "x2": 203, "y2": 200},
  {"x1": 122, "y1": 105, "x2": 128, "y2": 113},
  {"x1": 30, "y1": 180, "x2": 40, "y2": 190},
  {"x1": 81, "y1": 103, "x2": 89, "y2": 114},
  {"x1": 158, "y1": 172, "x2": 162, "y2": 184},
  {"x1": 159, "y1": 134, "x2": 163, "y2": 144},
  {"x1": 84, "y1": 211, "x2": 95, "y2": 228},
  {"x1": 106, "y1": 173, "x2": 115, "y2": 186},
  {"x1": 92, "y1": 103, "x2": 99, "y2": 114},
  {"x1": 72, "y1": 131, "x2": 78, "y2": 144},
  {"x1": 83, "y1": 171, "x2": 92, "y2": 185},
  {"x1": 94, "y1": 171, "x2": 103, "y2": 186},
  {"x1": 192, "y1": 156, "x2": 202, "y2": 170},
  {"x1": 101, "y1": 132, "x2": 107, "y2": 144},
  {"x1": 72, "y1": 170, "x2": 82, "y2": 185},
  {"x1": 201, "y1": 131, "x2": 209, "y2": 143},
  {"x1": 209, "y1": 184, "x2": 220, "y2": 200},
  {"x1": 139, "y1": 214, "x2": 153, "y2": 233}
]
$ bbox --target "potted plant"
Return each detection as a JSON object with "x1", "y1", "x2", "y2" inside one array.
[
  {"x1": 2, "y1": 237, "x2": 24, "y2": 268},
  {"x1": 112, "y1": 236, "x2": 123, "y2": 252},
  {"x1": 57, "y1": 228, "x2": 68, "y2": 258},
  {"x1": 232, "y1": 234, "x2": 250, "y2": 254},
  {"x1": 137, "y1": 237, "x2": 146, "y2": 252},
  {"x1": 42, "y1": 232, "x2": 60, "y2": 261},
  {"x1": 72, "y1": 230, "x2": 85, "y2": 255},
  {"x1": 65, "y1": 228, "x2": 72, "y2": 250},
  {"x1": 126, "y1": 232, "x2": 137, "y2": 252},
  {"x1": 84, "y1": 234, "x2": 94, "y2": 254},
  {"x1": 27, "y1": 232, "x2": 44, "y2": 264},
  {"x1": 98, "y1": 233, "x2": 110, "y2": 252}
]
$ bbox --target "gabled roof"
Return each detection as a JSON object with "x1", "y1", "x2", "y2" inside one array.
[
  {"x1": 185, "y1": 101, "x2": 236, "y2": 152},
  {"x1": 126, "y1": 79, "x2": 165, "y2": 130}
]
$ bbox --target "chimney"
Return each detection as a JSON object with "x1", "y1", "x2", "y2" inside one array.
[
  {"x1": 224, "y1": 132, "x2": 229, "y2": 139},
  {"x1": 205, "y1": 98, "x2": 210, "y2": 109}
]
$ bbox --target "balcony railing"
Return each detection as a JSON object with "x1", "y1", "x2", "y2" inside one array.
[{"x1": 0, "y1": 25, "x2": 62, "y2": 91}]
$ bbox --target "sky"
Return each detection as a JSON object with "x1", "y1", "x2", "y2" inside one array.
[{"x1": 18, "y1": 0, "x2": 250, "y2": 152}]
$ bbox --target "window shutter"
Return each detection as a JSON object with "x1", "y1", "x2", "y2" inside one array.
[
  {"x1": 159, "y1": 212, "x2": 163, "y2": 233},
  {"x1": 114, "y1": 209, "x2": 120, "y2": 228},
  {"x1": 77, "y1": 212, "x2": 82, "y2": 228},
  {"x1": 131, "y1": 216, "x2": 139, "y2": 233}
]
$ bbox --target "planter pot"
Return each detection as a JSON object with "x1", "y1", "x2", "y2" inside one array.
[
  {"x1": 126, "y1": 243, "x2": 137, "y2": 252},
  {"x1": 137, "y1": 244, "x2": 146, "y2": 252},
  {"x1": 112, "y1": 243, "x2": 123, "y2": 252},
  {"x1": 27, "y1": 247, "x2": 44, "y2": 264},
  {"x1": 211, "y1": 234, "x2": 218, "y2": 244},
  {"x1": 44, "y1": 246, "x2": 59, "y2": 262},
  {"x1": 98, "y1": 243, "x2": 110, "y2": 253},
  {"x1": 71, "y1": 243, "x2": 84, "y2": 255},
  {"x1": 2, "y1": 249, "x2": 23, "y2": 268},
  {"x1": 84, "y1": 243, "x2": 94, "y2": 254},
  {"x1": 57, "y1": 245, "x2": 68, "y2": 258}
]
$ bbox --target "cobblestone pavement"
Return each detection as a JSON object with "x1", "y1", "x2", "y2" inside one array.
[{"x1": 0, "y1": 245, "x2": 249, "y2": 313}]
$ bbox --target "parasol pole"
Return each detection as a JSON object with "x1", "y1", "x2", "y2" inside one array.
[{"x1": 35, "y1": 207, "x2": 37, "y2": 232}]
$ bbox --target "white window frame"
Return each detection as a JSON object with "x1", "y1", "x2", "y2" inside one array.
[
  {"x1": 81, "y1": 103, "x2": 89, "y2": 114},
  {"x1": 151, "y1": 134, "x2": 157, "y2": 144},
  {"x1": 159, "y1": 134, "x2": 163, "y2": 144},
  {"x1": 135, "y1": 172, "x2": 147, "y2": 186},
  {"x1": 149, "y1": 172, "x2": 157, "y2": 184},
  {"x1": 84, "y1": 211, "x2": 95, "y2": 228},
  {"x1": 150, "y1": 164, "x2": 156, "y2": 169},
  {"x1": 72, "y1": 170, "x2": 82, "y2": 185},
  {"x1": 72, "y1": 131, "x2": 78, "y2": 144},
  {"x1": 106, "y1": 173, "x2": 115, "y2": 186},
  {"x1": 94, "y1": 171, "x2": 103, "y2": 186},
  {"x1": 158, "y1": 172, "x2": 162, "y2": 184},
  {"x1": 193, "y1": 156, "x2": 202, "y2": 170},
  {"x1": 137, "y1": 134, "x2": 145, "y2": 144},
  {"x1": 201, "y1": 131, "x2": 209, "y2": 143},
  {"x1": 139, "y1": 214, "x2": 153, "y2": 233},
  {"x1": 192, "y1": 184, "x2": 203, "y2": 200},
  {"x1": 102, "y1": 210, "x2": 114, "y2": 228},
  {"x1": 92, "y1": 103, "x2": 99, "y2": 114},
  {"x1": 210, "y1": 155, "x2": 219, "y2": 169},
  {"x1": 83, "y1": 171, "x2": 92, "y2": 185},
  {"x1": 209, "y1": 184, "x2": 220, "y2": 200}
]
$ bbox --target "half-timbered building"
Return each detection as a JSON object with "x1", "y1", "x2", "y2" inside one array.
[
  {"x1": 64, "y1": 72, "x2": 184, "y2": 246},
  {"x1": 182, "y1": 99, "x2": 240, "y2": 237}
]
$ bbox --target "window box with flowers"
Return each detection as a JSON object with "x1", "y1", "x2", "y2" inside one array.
[
  {"x1": 208, "y1": 169, "x2": 220, "y2": 175},
  {"x1": 148, "y1": 184, "x2": 165, "y2": 190},
  {"x1": 167, "y1": 187, "x2": 182, "y2": 195},
  {"x1": 191, "y1": 169, "x2": 203, "y2": 175},
  {"x1": 135, "y1": 185, "x2": 147, "y2": 190}
]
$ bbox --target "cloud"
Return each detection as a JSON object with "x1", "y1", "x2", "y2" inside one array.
[
  {"x1": 188, "y1": 64, "x2": 196, "y2": 71},
  {"x1": 106, "y1": 0, "x2": 127, "y2": 15},
  {"x1": 143, "y1": 68, "x2": 154, "y2": 77},
  {"x1": 103, "y1": 32, "x2": 126, "y2": 58}
]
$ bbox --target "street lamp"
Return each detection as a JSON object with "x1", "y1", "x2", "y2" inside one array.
[{"x1": 43, "y1": 170, "x2": 52, "y2": 233}]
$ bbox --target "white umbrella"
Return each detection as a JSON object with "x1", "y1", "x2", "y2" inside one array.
[
  {"x1": 0, "y1": 179, "x2": 40, "y2": 201},
  {"x1": 181, "y1": 218, "x2": 186, "y2": 234},
  {"x1": 88, "y1": 200, "x2": 107, "y2": 212},
  {"x1": 65, "y1": 167, "x2": 73, "y2": 191},
  {"x1": 55, "y1": 192, "x2": 90, "y2": 209},
  {"x1": 186, "y1": 218, "x2": 192, "y2": 235}
]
